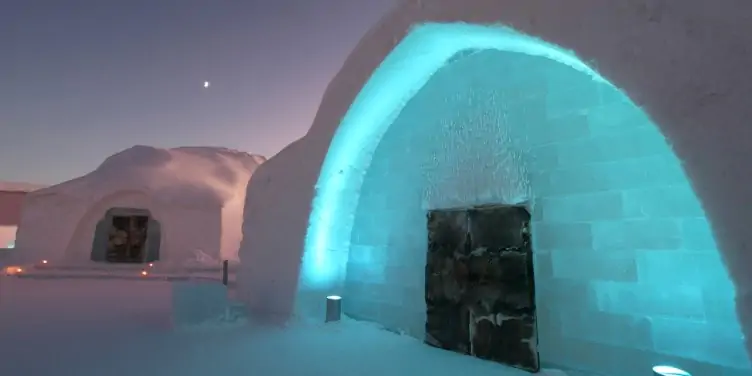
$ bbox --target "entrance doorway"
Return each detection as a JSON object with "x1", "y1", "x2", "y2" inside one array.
[
  {"x1": 106, "y1": 215, "x2": 149, "y2": 263},
  {"x1": 90, "y1": 207, "x2": 161, "y2": 264},
  {"x1": 425, "y1": 204, "x2": 539, "y2": 372}
]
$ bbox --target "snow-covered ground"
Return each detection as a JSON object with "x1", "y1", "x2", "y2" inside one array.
[
  {"x1": 0, "y1": 276, "x2": 569, "y2": 376},
  {"x1": 6, "y1": 261, "x2": 236, "y2": 284}
]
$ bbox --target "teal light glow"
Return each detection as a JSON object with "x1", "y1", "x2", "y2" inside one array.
[
  {"x1": 653, "y1": 365, "x2": 691, "y2": 376},
  {"x1": 300, "y1": 21, "x2": 749, "y2": 373},
  {"x1": 6, "y1": 240, "x2": 14, "y2": 249},
  {"x1": 301, "y1": 23, "x2": 609, "y2": 288}
]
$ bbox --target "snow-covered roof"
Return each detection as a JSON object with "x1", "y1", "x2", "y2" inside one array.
[{"x1": 26, "y1": 145, "x2": 266, "y2": 208}]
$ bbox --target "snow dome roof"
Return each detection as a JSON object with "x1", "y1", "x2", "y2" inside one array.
[{"x1": 27, "y1": 146, "x2": 266, "y2": 208}]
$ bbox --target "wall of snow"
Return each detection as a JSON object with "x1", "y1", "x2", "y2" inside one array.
[
  {"x1": 238, "y1": 1, "x2": 752, "y2": 375},
  {"x1": 62, "y1": 191, "x2": 222, "y2": 264},
  {"x1": 0, "y1": 188, "x2": 39, "y2": 248},
  {"x1": 16, "y1": 146, "x2": 264, "y2": 265},
  {"x1": 0, "y1": 226, "x2": 16, "y2": 248},
  {"x1": 0, "y1": 191, "x2": 26, "y2": 227},
  {"x1": 237, "y1": 138, "x2": 324, "y2": 317},
  {"x1": 220, "y1": 195, "x2": 246, "y2": 262}
]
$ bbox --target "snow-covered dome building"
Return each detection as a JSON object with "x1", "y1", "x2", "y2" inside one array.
[
  {"x1": 16, "y1": 146, "x2": 265, "y2": 266},
  {"x1": 238, "y1": 1, "x2": 752, "y2": 375}
]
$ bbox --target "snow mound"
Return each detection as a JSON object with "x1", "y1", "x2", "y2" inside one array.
[{"x1": 16, "y1": 145, "x2": 266, "y2": 264}]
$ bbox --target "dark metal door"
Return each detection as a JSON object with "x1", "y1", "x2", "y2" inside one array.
[{"x1": 425, "y1": 204, "x2": 539, "y2": 372}]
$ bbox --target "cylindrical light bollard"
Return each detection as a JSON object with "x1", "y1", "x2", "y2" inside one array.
[
  {"x1": 652, "y1": 365, "x2": 691, "y2": 376},
  {"x1": 222, "y1": 260, "x2": 229, "y2": 286},
  {"x1": 325, "y1": 295, "x2": 342, "y2": 322}
]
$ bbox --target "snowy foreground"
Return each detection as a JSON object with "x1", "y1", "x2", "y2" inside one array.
[{"x1": 0, "y1": 277, "x2": 569, "y2": 376}]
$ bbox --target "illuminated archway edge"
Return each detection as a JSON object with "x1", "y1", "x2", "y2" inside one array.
[{"x1": 300, "y1": 22, "x2": 618, "y2": 290}]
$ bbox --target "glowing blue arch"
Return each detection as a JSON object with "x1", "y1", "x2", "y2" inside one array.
[
  {"x1": 301, "y1": 22, "x2": 614, "y2": 288},
  {"x1": 291, "y1": 19, "x2": 749, "y2": 374}
]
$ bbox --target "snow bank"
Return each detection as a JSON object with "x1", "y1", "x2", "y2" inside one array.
[{"x1": 15, "y1": 146, "x2": 265, "y2": 265}]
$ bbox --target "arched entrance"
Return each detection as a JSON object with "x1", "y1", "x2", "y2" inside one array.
[
  {"x1": 238, "y1": 2, "x2": 752, "y2": 375},
  {"x1": 90, "y1": 207, "x2": 162, "y2": 264},
  {"x1": 297, "y1": 25, "x2": 748, "y2": 375}
]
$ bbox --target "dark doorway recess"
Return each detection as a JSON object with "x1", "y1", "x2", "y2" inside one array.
[
  {"x1": 106, "y1": 215, "x2": 149, "y2": 263},
  {"x1": 425, "y1": 204, "x2": 539, "y2": 372},
  {"x1": 90, "y1": 208, "x2": 161, "y2": 264}
]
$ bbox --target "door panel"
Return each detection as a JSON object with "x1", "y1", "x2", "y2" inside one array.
[
  {"x1": 425, "y1": 204, "x2": 539, "y2": 372},
  {"x1": 425, "y1": 209, "x2": 471, "y2": 353}
]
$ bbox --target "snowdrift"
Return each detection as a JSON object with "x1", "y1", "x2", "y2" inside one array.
[{"x1": 15, "y1": 145, "x2": 266, "y2": 265}]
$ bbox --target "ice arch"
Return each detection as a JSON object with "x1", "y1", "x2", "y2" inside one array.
[
  {"x1": 305, "y1": 23, "x2": 747, "y2": 374},
  {"x1": 343, "y1": 47, "x2": 747, "y2": 375},
  {"x1": 238, "y1": 1, "x2": 752, "y2": 375},
  {"x1": 302, "y1": 24, "x2": 607, "y2": 287}
]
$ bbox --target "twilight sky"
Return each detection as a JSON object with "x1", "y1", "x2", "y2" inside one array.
[{"x1": 1, "y1": 0, "x2": 395, "y2": 185}]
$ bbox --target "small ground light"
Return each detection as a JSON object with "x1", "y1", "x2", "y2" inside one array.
[
  {"x1": 3, "y1": 266, "x2": 23, "y2": 275},
  {"x1": 653, "y1": 365, "x2": 691, "y2": 376},
  {"x1": 325, "y1": 295, "x2": 342, "y2": 323},
  {"x1": 141, "y1": 270, "x2": 148, "y2": 276},
  {"x1": 41, "y1": 260, "x2": 48, "y2": 264},
  {"x1": 148, "y1": 263, "x2": 153, "y2": 267}
]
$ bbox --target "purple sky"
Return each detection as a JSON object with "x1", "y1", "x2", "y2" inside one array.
[{"x1": 1, "y1": 0, "x2": 395, "y2": 185}]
